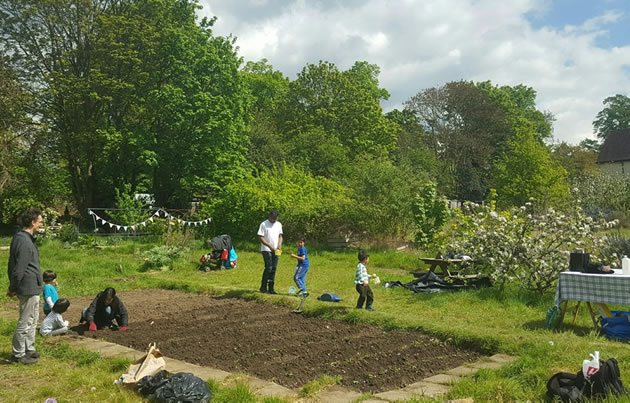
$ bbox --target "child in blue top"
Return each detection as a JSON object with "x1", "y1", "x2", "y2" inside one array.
[
  {"x1": 42, "y1": 270, "x2": 59, "y2": 315},
  {"x1": 290, "y1": 238, "x2": 310, "y2": 296}
]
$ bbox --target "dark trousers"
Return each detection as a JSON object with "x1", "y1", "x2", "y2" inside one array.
[
  {"x1": 355, "y1": 283, "x2": 374, "y2": 308},
  {"x1": 260, "y1": 251, "x2": 279, "y2": 292}
]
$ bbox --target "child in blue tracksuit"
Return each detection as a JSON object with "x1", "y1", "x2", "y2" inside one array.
[{"x1": 290, "y1": 238, "x2": 310, "y2": 296}]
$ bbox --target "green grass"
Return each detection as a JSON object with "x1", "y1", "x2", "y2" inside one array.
[{"x1": 2, "y1": 239, "x2": 630, "y2": 401}]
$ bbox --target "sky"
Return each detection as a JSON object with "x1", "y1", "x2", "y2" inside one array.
[{"x1": 198, "y1": 0, "x2": 630, "y2": 144}]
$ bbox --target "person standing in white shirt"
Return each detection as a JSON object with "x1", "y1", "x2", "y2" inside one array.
[{"x1": 257, "y1": 210, "x2": 283, "y2": 294}]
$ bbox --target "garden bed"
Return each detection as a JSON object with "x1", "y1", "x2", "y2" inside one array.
[{"x1": 66, "y1": 289, "x2": 483, "y2": 393}]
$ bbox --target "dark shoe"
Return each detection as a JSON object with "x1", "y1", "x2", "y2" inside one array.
[
  {"x1": 26, "y1": 351, "x2": 40, "y2": 359},
  {"x1": 355, "y1": 307, "x2": 363, "y2": 310},
  {"x1": 267, "y1": 290, "x2": 277, "y2": 295},
  {"x1": 366, "y1": 306, "x2": 376, "y2": 311},
  {"x1": 10, "y1": 355, "x2": 37, "y2": 365}
]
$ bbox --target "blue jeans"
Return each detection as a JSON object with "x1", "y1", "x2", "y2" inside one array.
[
  {"x1": 261, "y1": 251, "x2": 279, "y2": 291},
  {"x1": 293, "y1": 265, "x2": 309, "y2": 292}
]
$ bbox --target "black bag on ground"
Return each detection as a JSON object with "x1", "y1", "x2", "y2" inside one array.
[
  {"x1": 547, "y1": 358, "x2": 627, "y2": 402},
  {"x1": 135, "y1": 370, "x2": 211, "y2": 403}
]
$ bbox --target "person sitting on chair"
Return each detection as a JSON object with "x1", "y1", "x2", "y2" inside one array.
[{"x1": 80, "y1": 287, "x2": 128, "y2": 331}]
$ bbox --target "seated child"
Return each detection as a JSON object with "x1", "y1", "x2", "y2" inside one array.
[
  {"x1": 40, "y1": 298, "x2": 70, "y2": 336},
  {"x1": 42, "y1": 270, "x2": 59, "y2": 316},
  {"x1": 80, "y1": 287, "x2": 128, "y2": 331}
]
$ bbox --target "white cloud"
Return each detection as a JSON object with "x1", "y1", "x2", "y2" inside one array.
[{"x1": 199, "y1": 0, "x2": 630, "y2": 144}]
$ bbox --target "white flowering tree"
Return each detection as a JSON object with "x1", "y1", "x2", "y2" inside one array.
[{"x1": 448, "y1": 200, "x2": 617, "y2": 293}]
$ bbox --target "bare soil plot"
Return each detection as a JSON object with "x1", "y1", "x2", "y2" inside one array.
[{"x1": 63, "y1": 289, "x2": 483, "y2": 393}]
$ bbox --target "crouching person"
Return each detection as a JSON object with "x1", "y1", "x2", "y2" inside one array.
[
  {"x1": 39, "y1": 298, "x2": 70, "y2": 336},
  {"x1": 81, "y1": 287, "x2": 128, "y2": 331}
]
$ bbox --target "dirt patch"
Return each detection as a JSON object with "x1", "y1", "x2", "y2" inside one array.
[{"x1": 63, "y1": 289, "x2": 482, "y2": 393}]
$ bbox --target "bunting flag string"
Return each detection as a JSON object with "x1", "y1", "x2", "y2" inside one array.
[{"x1": 88, "y1": 209, "x2": 212, "y2": 231}]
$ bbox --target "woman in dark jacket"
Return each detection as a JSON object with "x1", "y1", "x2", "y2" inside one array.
[{"x1": 81, "y1": 287, "x2": 128, "y2": 331}]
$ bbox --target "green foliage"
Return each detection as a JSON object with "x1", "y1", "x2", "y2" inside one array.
[
  {"x1": 412, "y1": 182, "x2": 450, "y2": 248},
  {"x1": 494, "y1": 129, "x2": 568, "y2": 208},
  {"x1": 0, "y1": 0, "x2": 251, "y2": 212},
  {"x1": 340, "y1": 156, "x2": 423, "y2": 239},
  {"x1": 105, "y1": 184, "x2": 150, "y2": 226},
  {"x1": 143, "y1": 245, "x2": 185, "y2": 270},
  {"x1": 57, "y1": 223, "x2": 79, "y2": 243},
  {"x1": 280, "y1": 61, "x2": 398, "y2": 161},
  {"x1": 201, "y1": 164, "x2": 354, "y2": 241},
  {"x1": 593, "y1": 94, "x2": 630, "y2": 140}
]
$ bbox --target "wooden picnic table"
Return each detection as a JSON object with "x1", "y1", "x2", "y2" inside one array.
[{"x1": 418, "y1": 256, "x2": 468, "y2": 277}]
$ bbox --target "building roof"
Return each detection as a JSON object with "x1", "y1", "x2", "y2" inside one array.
[{"x1": 597, "y1": 129, "x2": 630, "y2": 164}]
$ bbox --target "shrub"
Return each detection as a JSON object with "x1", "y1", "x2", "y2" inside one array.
[
  {"x1": 143, "y1": 246, "x2": 185, "y2": 270},
  {"x1": 448, "y1": 200, "x2": 617, "y2": 293},
  {"x1": 57, "y1": 223, "x2": 79, "y2": 243},
  {"x1": 199, "y1": 164, "x2": 354, "y2": 241},
  {"x1": 412, "y1": 182, "x2": 450, "y2": 248}
]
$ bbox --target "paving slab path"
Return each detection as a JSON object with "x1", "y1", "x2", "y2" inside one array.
[{"x1": 58, "y1": 334, "x2": 515, "y2": 402}]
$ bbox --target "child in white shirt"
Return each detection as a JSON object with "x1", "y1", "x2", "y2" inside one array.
[{"x1": 40, "y1": 298, "x2": 70, "y2": 336}]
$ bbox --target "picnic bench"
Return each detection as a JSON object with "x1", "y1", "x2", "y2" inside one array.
[{"x1": 417, "y1": 255, "x2": 469, "y2": 277}]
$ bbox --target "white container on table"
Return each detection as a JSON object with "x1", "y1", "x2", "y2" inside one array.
[{"x1": 622, "y1": 256, "x2": 630, "y2": 275}]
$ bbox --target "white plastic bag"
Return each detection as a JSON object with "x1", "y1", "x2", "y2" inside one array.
[{"x1": 582, "y1": 350, "x2": 600, "y2": 378}]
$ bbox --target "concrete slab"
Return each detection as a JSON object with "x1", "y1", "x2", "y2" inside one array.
[
  {"x1": 468, "y1": 361, "x2": 503, "y2": 370},
  {"x1": 374, "y1": 389, "x2": 416, "y2": 401},
  {"x1": 445, "y1": 365, "x2": 480, "y2": 377},
  {"x1": 361, "y1": 399, "x2": 389, "y2": 403},
  {"x1": 489, "y1": 354, "x2": 516, "y2": 364},
  {"x1": 315, "y1": 385, "x2": 363, "y2": 403},
  {"x1": 422, "y1": 373, "x2": 461, "y2": 385},
  {"x1": 404, "y1": 381, "x2": 451, "y2": 397},
  {"x1": 255, "y1": 382, "x2": 297, "y2": 399}
]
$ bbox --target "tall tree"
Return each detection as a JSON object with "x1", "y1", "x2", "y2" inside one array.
[
  {"x1": 404, "y1": 81, "x2": 510, "y2": 200},
  {"x1": 0, "y1": 0, "x2": 251, "y2": 211},
  {"x1": 494, "y1": 129, "x2": 567, "y2": 208},
  {"x1": 550, "y1": 142, "x2": 599, "y2": 179},
  {"x1": 240, "y1": 59, "x2": 290, "y2": 171},
  {"x1": 477, "y1": 82, "x2": 554, "y2": 142},
  {"x1": 279, "y1": 60, "x2": 398, "y2": 175},
  {"x1": 593, "y1": 94, "x2": 630, "y2": 140}
]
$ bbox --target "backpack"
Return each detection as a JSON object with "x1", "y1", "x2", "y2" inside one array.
[
  {"x1": 583, "y1": 358, "x2": 627, "y2": 398},
  {"x1": 600, "y1": 313, "x2": 630, "y2": 341},
  {"x1": 547, "y1": 358, "x2": 627, "y2": 402}
]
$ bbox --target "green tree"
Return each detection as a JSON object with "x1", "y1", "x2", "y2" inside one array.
[
  {"x1": 0, "y1": 0, "x2": 251, "y2": 212},
  {"x1": 494, "y1": 129, "x2": 568, "y2": 208},
  {"x1": 404, "y1": 81, "x2": 510, "y2": 200},
  {"x1": 550, "y1": 142, "x2": 599, "y2": 179},
  {"x1": 593, "y1": 94, "x2": 630, "y2": 140},
  {"x1": 240, "y1": 59, "x2": 290, "y2": 171},
  {"x1": 280, "y1": 61, "x2": 398, "y2": 171},
  {"x1": 477, "y1": 81, "x2": 554, "y2": 142}
]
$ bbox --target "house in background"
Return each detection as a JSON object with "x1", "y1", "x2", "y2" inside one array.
[{"x1": 597, "y1": 128, "x2": 630, "y2": 175}]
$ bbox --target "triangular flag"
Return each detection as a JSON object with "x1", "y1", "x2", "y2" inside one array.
[
  {"x1": 115, "y1": 225, "x2": 121, "y2": 231},
  {"x1": 149, "y1": 217, "x2": 154, "y2": 222},
  {"x1": 88, "y1": 210, "x2": 93, "y2": 215},
  {"x1": 109, "y1": 223, "x2": 114, "y2": 228},
  {"x1": 142, "y1": 221, "x2": 147, "y2": 227},
  {"x1": 123, "y1": 226, "x2": 128, "y2": 231},
  {"x1": 131, "y1": 225, "x2": 136, "y2": 231}
]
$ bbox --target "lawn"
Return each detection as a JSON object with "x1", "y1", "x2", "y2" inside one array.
[{"x1": 1, "y1": 238, "x2": 630, "y2": 402}]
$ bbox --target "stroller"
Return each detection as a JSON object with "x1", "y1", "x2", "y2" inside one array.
[{"x1": 199, "y1": 234, "x2": 238, "y2": 271}]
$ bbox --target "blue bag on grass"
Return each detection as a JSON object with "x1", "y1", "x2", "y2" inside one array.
[{"x1": 600, "y1": 311, "x2": 630, "y2": 341}]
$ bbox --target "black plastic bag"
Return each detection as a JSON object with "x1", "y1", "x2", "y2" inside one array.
[{"x1": 135, "y1": 371, "x2": 211, "y2": 402}]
